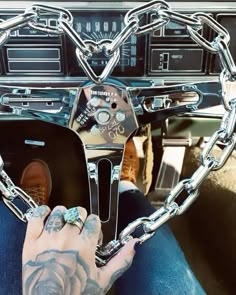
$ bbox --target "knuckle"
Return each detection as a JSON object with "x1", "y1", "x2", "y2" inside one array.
[
  {"x1": 30, "y1": 205, "x2": 51, "y2": 219},
  {"x1": 89, "y1": 213, "x2": 101, "y2": 223},
  {"x1": 81, "y1": 214, "x2": 102, "y2": 242},
  {"x1": 88, "y1": 214, "x2": 101, "y2": 229},
  {"x1": 40, "y1": 204, "x2": 51, "y2": 211}
]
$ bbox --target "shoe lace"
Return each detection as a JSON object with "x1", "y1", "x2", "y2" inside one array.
[
  {"x1": 24, "y1": 185, "x2": 46, "y2": 205},
  {"x1": 122, "y1": 154, "x2": 137, "y2": 183}
]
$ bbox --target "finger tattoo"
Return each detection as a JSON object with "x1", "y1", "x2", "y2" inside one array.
[
  {"x1": 83, "y1": 216, "x2": 99, "y2": 239},
  {"x1": 31, "y1": 206, "x2": 49, "y2": 219},
  {"x1": 45, "y1": 209, "x2": 64, "y2": 233}
]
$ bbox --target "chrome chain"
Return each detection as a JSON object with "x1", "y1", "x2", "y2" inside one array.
[
  {"x1": 0, "y1": 157, "x2": 38, "y2": 221},
  {"x1": 118, "y1": 99, "x2": 236, "y2": 245},
  {"x1": 0, "y1": 0, "x2": 236, "y2": 263}
]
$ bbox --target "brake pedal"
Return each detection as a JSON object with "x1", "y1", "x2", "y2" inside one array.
[{"x1": 150, "y1": 146, "x2": 186, "y2": 205}]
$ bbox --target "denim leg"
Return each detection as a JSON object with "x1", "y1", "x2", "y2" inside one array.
[
  {"x1": 0, "y1": 190, "x2": 206, "y2": 295},
  {"x1": 115, "y1": 190, "x2": 206, "y2": 295},
  {"x1": 0, "y1": 201, "x2": 26, "y2": 295}
]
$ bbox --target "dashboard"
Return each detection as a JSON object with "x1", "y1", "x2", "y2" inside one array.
[{"x1": 0, "y1": 1, "x2": 236, "y2": 85}]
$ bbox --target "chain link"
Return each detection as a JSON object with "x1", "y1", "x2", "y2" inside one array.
[
  {"x1": 0, "y1": 27, "x2": 10, "y2": 49},
  {"x1": 0, "y1": 11, "x2": 36, "y2": 32},
  {"x1": 157, "y1": 10, "x2": 202, "y2": 28},
  {"x1": 27, "y1": 4, "x2": 73, "y2": 34},
  {"x1": 187, "y1": 13, "x2": 230, "y2": 53},
  {"x1": 216, "y1": 39, "x2": 236, "y2": 81},
  {"x1": 124, "y1": 0, "x2": 170, "y2": 35},
  {"x1": 0, "y1": 11, "x2": 36, "y2": 47},
  {"x1": 106, "y1": 19, "x2": 138, "y2": 56},
  {"x1": 221, "y1": 99, "x2": 236, "y2": 138},
  {"x1": 0, "y1": 0, "x2": 236, "y2": 262},
  {"x1": 0, "y1": 157, "x2": 38, "y2": 222}
]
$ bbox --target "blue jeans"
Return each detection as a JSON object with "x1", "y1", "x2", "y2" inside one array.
[
  {"x1": 0, "y1": 191, "x2": 206, "y2": 295},
  {"x1": 116, "y1": 190, "x2": 206, "y2": 295},
  {"x1": 0, "y1": 201, "x2": 27, "y2": 295}
]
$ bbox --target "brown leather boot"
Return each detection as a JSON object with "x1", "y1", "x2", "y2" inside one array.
[
  {"x1": 120, "y1": 139, "x2": 139, "y2": 184},
  {"x1": 20, "y1": 159, "x2": 52, "y2": 205}
]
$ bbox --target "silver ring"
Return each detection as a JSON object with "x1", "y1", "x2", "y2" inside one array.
[{"x1": 64, "y1": 208, "x2": 84, "y2": 229}]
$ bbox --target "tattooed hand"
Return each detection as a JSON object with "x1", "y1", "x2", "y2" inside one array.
[{"x1": 22, "y1": 205, "x2": 136, "y2": 295}]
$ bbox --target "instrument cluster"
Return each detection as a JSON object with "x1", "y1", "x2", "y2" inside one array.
[
  {"x1": 68, "y1": 12, "x2": 145, "y2": 77},
  {"x1": 0, "y1": 2, "x2": 236, "y2": 83}
]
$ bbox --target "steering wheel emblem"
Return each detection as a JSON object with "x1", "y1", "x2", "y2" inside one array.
[{"x1": 72, "y1": 83, "x2": 138, "y2": 146}]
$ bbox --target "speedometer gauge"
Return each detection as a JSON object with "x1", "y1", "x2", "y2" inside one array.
[
  {"x1": 67, "y1": 12, "x2": 145, "y2": 77},
  {"x1": 74, "y1": 14, "x2": 137, "y2": 68}
]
